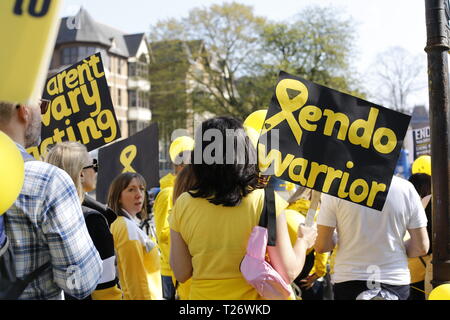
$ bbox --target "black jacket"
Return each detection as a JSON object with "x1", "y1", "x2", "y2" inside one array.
[{"x1": 83, "y1": 194, "x2": 117, "y2": 227}]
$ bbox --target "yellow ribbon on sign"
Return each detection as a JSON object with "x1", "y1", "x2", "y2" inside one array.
[
  {"x1": 120, "y1": 145, "x2": 137, "y2": 173},
  {"x1": 260, "y1": 79, "x2": 309, "y2": 145}
]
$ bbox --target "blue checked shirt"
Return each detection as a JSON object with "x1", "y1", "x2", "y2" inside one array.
[{"x1": 4, "y1": 144, "x2": 103, "y2": 300}]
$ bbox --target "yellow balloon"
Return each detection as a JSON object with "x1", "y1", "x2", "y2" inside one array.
[
  {"x1": 428, "y1": 284, "x2": 450, "y2": 300},
  {"x1": 243, "y1": 110, "x2": 267, "y2": 132},
  {"x1": 412, "y1": 155, "x2": 431, "y2": 176},
  {"x1": 244, "y1": 126, "x2": 259, "y2": 149},
  {"x1": 0, "y1": 131, "x2": 24, "y2": 215},
  {"x1": 169, "y1": 136, "x2": 194, "y2": 163}
]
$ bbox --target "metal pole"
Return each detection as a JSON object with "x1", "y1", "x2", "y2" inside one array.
[{"x1": 424, "y1": 0, "x2": 450, "y2": 288}]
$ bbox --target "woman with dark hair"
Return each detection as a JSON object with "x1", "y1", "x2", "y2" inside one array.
[
  {"x1": 407, "y1": 173, "x2": 432, "y2": 299},
  {"x1": 108, "y1": 172, "x2": 162, "y2": 300},
  {"x1": 169, "y1": 116, "x2": 317, "y2": 300}
]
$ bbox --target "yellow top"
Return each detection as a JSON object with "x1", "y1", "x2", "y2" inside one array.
[
  {"x1": 160, "y1": 173, "x2": 176, "y2": 189},
  {"x1": 285, "y1": 199, "x2": 329, "y2": 278},
  {"x1": 153, "y1": 187, "x2": 174, "y2": 276},
  {"x1": 111, "y1": 216, "x2": 162, "y2": 300},
  {"x1": 169, "y1": 188, "x2": 288, "y2": 300}
]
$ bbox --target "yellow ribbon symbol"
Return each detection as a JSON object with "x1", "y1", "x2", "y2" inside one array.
[
  {"x1": 261, "y1": 79, "x2": 309, "y2": 145},
  {"x1": 120, "y1": 145, "x2": 137, "y2": 173}
]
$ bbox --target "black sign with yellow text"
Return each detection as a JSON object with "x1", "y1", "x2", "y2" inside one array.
[
  {"x1": 27, "y1": 53, "x2": 121, "y2": 158},
  {"x1": 258, "y1": 71, "x2": 411, "y2": 211},
  {"x1": 96, "y1": 123, "x2": 160, "y2": 203}
]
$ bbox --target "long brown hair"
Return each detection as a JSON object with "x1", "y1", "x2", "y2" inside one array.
[
  {"x1": 173, "y1": 164, "x2": 197, "y2": 205},
  {"x1": 107, "y1": 172, "x2": 148, "y2": 220}
]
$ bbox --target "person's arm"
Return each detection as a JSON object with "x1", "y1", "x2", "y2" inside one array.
[
  {"x1": 169, "y1": 229, "x2": 193, "y2": 283},
  {"x1": 314, "y1": 194, "x2": 337, "y2": 254},
  {"x1": 300, "y1": 251, "x2": 330, "y2": 289},
  {"x1": 404, "y1": 227, "x2": 430, "y2": 258},
  {"x1": 267, "y1": 211, "x2": 317, "y2": 284},
  {"x1": 42, "y1": 169, "x2": 102, "y2": 299},
  {"x1": 153, "y1": 188, "x2": 172, "y2": 244},
  {"x1": 314, "y1": 225, "x2": 336, "y2": 253},
  {"x1": 404, "y1": 182, "x2": 430, "y2": 258}
]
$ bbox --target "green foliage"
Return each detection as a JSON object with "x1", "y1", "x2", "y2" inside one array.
[{"x1": 149, "y1": 2, "x2": 366, "y2": 136}]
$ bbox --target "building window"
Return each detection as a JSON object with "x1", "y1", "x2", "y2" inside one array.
[
  {"x1": 117, "y1": 89, "x2": 122, "y2": 106},
  {"x1": 129, "y1": 90, "x2": 137, "y2": 107},
  {"x1": 128, "y1": 121, "x2": 137, "y2": 136},
  {"x1": 61, "y1": 47, "x2": 78, "y2": 65},
  {"x1": 61, "y1": 46, "x2": 100, "y2": 66},
  {"x1": 129, "y1": 63, "x2": 136, "y2": 77}
]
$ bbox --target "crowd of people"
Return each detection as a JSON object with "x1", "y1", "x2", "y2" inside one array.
[{"x1": 0, "y1": 98, "x2": 432, "y2": 300}]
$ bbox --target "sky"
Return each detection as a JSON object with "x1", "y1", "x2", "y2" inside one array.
[{"x1": 61, "y1": 0, "x2": 430, "y2": 108}]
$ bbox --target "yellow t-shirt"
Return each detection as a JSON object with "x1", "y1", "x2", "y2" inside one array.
[
  {"x1": 111, "y1": 216, "x2": 162, "y2": 300},
  {"x1": 153, "y1": 187, "x2": 174, "y2": 276},
  {"x1": 169, "y1": 188, "x2": 286, "y2": 300}
]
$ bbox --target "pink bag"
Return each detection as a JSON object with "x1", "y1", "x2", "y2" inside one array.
[{"x1": 240, "y1": 188, "x2": 293, "y2": 300}]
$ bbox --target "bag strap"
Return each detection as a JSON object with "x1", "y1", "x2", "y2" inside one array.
[
  {"x1": 259, "y1": 187, "x2": 277, "y2": 246},
  {"x1": 419, "y1": 256, "x2": 427, "y2": 268},
  {"x1": 21, "y1": 261, "x2": 51, "y2": 284}
]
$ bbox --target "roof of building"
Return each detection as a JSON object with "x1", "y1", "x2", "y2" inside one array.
[
  {"x1": 124, "y1": 33, "x2": 146, "y2": 57},
  {"x1": 56, "y1": 8, "x2": 146, "y2": 58}
]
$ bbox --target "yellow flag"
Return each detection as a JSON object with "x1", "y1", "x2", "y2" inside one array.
[{"x1": 0, "y1": 0, "x2": 63, "y2": 105}]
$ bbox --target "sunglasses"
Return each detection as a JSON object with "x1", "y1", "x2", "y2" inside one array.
[
  {"x1": 15, "y1": 98, "x2": 50, "y2": 115},
  {"x1": 83, "y1": 158, "x2": 98, "y2": 172},
  {"x1": 39, "y1": 99, "x2": 50, "y2": 115}
]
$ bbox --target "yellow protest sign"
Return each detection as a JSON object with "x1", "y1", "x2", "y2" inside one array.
[
  {"x1": 0, "y1": 0, "x2": 63, "y2": 105},
  {"x1": 259, "y1": 71, "x2": 411, "y2": 211}
]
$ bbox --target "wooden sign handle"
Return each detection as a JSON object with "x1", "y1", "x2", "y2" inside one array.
[{"x1": 305, "y1": 190, "x2": 321, "y2": 227}]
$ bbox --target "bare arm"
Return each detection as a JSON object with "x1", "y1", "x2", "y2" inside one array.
[
  {"x1": 314, "y1": 225, "x2": 336, "y2": 253},
  {"x1": 169, "y1": 229, "x2": 193, "y2": 283},
  {"x1": 267, "y1": 212, "x2": 317, "y2": 284},
  {"x1": 404, "y1": 227, "x2": 429, "y2": 258}
]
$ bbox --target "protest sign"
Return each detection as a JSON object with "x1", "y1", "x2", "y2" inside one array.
[
  {"x1": 27, "y1": 53, "x2": 121, "y2": 158},
  {"x1": 412, "y1": 125, "x2": 431, "y2": 159},
  {"x1": 96, "y1": 123, "x2": 160, "y2": 204},
  {"x1": 258, "y1": 71, "x2": 411, "y2": 211},
  {"x1": 0, "y1": 0, "x2": 62, "y2": 105}
]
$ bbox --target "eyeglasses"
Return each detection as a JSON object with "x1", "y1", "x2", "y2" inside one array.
[
  {"x1": 83, "y1": 158, "x2": 98, "y2": 172},
  {"x1": 16, "y1": 98, "x2": 50, "y2": 115},
  {"x1": 39, "y1": 99, "x2": 50, "y2": 115}
]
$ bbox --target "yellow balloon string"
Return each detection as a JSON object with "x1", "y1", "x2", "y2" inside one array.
[{"x1": 120, "y1": 145, "x2": 137, "y2": 173}]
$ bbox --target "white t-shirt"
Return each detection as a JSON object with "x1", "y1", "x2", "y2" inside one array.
[{"x1": 317, "y1": 176, "x2": 428, "y2": 285}]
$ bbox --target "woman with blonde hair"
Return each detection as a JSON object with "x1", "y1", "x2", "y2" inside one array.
[
  {"x1": 44, "y1": 141, "x2": 122, "y2": 300},
  {"x1": 107, "y1": 172, "x2": 162, "y2": 300}
]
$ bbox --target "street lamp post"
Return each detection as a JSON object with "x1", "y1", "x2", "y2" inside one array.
[{"x1": 424, "y1": 0, "x2": 450, "y2": 288}]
